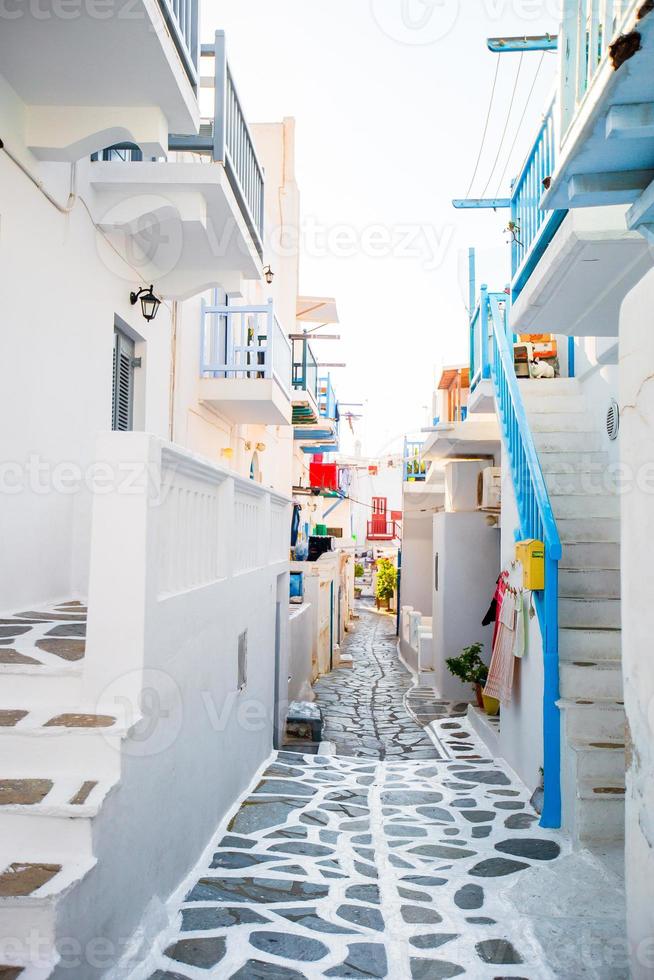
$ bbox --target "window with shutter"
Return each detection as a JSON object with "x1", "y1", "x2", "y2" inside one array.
[{"x1": 112, "y1": 328, "x2": 135, "y2": 431}]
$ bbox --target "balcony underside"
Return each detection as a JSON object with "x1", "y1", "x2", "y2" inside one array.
[
  {"x1": 543, "y1": 4, "x2": 654, "y2": 216},
  {"x1": 510, "y1": 206, "x2": 652, "y2": 337},
  {"x1": 89, "y1": 161, "x2": 262, "y2": 298},
  {"x1": 0, "y1": 0, "x2": 199, "y2": 135},
  {"x1": 421, "y1": 418, "x2": 500, "y2": 463},
  {"x1": 199, "y1": 378, "x2": 291, "y2": 426}
]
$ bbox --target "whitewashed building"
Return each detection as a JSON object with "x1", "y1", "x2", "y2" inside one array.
[
  {"x1": 0, "y1": 11, "x2": 353, "y2": 977},
  {"x1": 398, "y1": 2, "x2": 654, "y2": 974}
]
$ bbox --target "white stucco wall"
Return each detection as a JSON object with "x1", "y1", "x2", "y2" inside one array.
[
  {"x1": 0, "y1": 77, "x2": 173, "y2": 611},
  {"x1": 401, "y1": 513, "x2": 434, "y2": 616},
  {"x1": 497, "y1": 442, "x2": 545, "y2": 794},
  {"x1": 288, "y1": 602, "x2": 313, "y2": 701},
  {"x1": 618, "y1": 266, "x2": 654, "y2": 978}
]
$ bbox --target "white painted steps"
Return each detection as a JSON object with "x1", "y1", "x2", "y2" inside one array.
[{"x1": 519, "y1": 378, "x2": 625, "y2": 846}]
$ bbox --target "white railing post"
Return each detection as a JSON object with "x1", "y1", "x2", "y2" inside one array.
[
  {"x1": 265, "y1": 297, "x2": 274, "y2": 380},
  {"x1": 213, "y1": 30, "x2": 227, "y2": 164}
]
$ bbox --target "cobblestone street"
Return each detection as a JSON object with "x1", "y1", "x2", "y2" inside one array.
[
  {"x1": 139, "y1": 603, "x2": 591, "y2": 979},
  {"x1": 312, "y1": 604, "x2": 454, "y2": 760}
]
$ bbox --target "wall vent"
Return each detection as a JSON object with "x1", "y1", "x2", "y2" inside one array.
[
  {"x1": 606, "y1": 399, "x2": 620, "y2": 441},
  {"x1": 237, "y1": 630, "x2": 248, "y2": 690}
]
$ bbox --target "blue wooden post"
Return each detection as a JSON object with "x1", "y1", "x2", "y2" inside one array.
[
  {"x1": 480, "y1": 284, "x2": 490, "y2": 379},
  {"x1": 567, "y1": 336, "x2": 575, "y2": 378},
  {"x1": 541, "y1": 557, "x2": 562, "y2": 828}
]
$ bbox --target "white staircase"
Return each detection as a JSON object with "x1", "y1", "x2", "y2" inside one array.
[
  {"x1": 522, "y1": 379, "x2": 624, "y2": 845},
  {"x1": 0, "y1": 601, "x2": 128, "y2": 979}
]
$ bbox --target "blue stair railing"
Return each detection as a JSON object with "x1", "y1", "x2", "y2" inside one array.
[{"x1": 486, "y1": 290, "x2": 563, "y2": 829}]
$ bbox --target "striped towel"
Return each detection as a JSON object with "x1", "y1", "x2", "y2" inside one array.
[{"x1": 483, "y1": 590, "x2": 517, "y2": 704}]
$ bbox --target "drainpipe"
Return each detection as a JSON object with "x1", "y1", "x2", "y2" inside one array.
[{"x1": 168, "y1": 300, "x2": 179, "y2": 442}]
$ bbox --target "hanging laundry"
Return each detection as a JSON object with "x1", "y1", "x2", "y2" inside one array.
[
  {"x1": 513, "y1": 590, "x2": 526, "y2": 659},
  {"x1": 483, "y1": 589, "x2": 517, "y2": 704},
  {"x1": 482, "y1": 572, "x2": 508, "y2": 647}
]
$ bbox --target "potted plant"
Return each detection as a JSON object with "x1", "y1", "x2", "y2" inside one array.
[
  {"x1": 375, "y1": 558, "x2": 397, "y2": 610},
  {"x1": 445, "y1": 643, "x2": 499, "y2": 715},
  {"x1": 354, "y1": 562, "x2": 364, "y2": 599}
]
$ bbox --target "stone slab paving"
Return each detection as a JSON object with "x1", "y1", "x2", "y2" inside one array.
[
  {"x1": 311, "y1": 606, "x2": 442, "y2": 760},
  {"x1": 0, "y1": 600, "x2": 87, "y2": 666},
  {"x1": 141, "y1": 607, "x2": 572, "y2": 978},
  {"x1": 143, "y1": 750, "x2": 565, "y2": 979}
]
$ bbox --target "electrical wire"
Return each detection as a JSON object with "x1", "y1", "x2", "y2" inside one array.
[
  {"x1": 492, "y1": 52, "x2": 546, "y2": 198},
  {"x1": 464, "y1": 56, "x2": 501, "y2": 199},
  {"x1": 480, "y1": 52, "x2": 524, "y2": 199}
]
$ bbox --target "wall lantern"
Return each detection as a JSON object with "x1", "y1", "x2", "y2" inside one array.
[
  {"x1": 263, "y1": 265, "x2": 274, "y2": 285},
  {"x1": 130, "y1": 285, "x2": 161, "y2": 322}
]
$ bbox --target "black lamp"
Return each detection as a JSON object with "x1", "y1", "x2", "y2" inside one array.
[
  {"x1": 130, "y1": 285, "x2": 161, "y2": 322},
  {"x1": 263, "y1": 265, "x2": 274, "y2": 285}
]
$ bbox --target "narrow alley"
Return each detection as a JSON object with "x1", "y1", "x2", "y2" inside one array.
[{"x1": 140, "y1": 604, "x2": 621, "y2": 980}]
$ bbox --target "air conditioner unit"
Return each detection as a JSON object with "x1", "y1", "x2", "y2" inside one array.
[
  {"x1": 478, "y1": 466, "x2": 501, "y2": 511},
  {"x1": 444, "y1": 460, "x2": 486, "y2": 512}
]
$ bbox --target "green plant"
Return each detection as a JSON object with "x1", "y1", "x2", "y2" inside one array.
[
  {"x1": 354, "y1": 562, "x2": 364, "y2": 579},
  {"x1": 375, "y1": 558, "x2": 397, "y2": 601},
  {"x1": 446, "y1": 643, "x2": 488, "y2": 691}
]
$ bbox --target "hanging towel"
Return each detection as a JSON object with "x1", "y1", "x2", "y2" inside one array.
[
  {"x1": 483, "y1": 590, "x2": 517, "y2": 704},
  {"x1": 513, "y1": 591, "x2": 526, "y2": 659}
]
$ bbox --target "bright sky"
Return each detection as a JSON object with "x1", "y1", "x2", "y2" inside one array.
[{"x1": 206, "y1": 1, "x2": 558, "y2": 456}]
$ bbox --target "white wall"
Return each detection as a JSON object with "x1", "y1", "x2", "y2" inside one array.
[
  {"x1": 618, "y1": 266, "x2": 654, "y2": 979},
  {"x1": 401, "y1": 513, "x2": 433, "y2": 615},
  {"x1": 0, "y1": 76, "x2": 173, "y2": 611},
  {"x1": 64, "y1": 434, "x2": 290, "y2": 976},
  {"x1": 288, "y1": 602, "x2": 313, "y2": 701},
  {"x1": 497, "y1": 442, "x2": 545, "y2": 794}
]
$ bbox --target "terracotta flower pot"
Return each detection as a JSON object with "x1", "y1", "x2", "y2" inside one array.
[{"x1": 473, "y1": 683, "x2": 485, "y2": 710}]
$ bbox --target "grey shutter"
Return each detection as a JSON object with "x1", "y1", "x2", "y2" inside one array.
[{"x1": 112, "y1": 328, "x2": 135, "y2": 431}]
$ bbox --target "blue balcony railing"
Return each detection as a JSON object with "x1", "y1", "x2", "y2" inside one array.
[
  {"x1": 403, "y1": 438, "x2": 427, "y2": 482},
  {"x1": 292, "y1": 338, "x2": 319, "y2": 403},
  {"x1": 484, "y1": 289, "x2": 562, "y2": 829},
  {"x1": 169, "y1": 31, "x2": 265, "y2": 258},
  {"x1": 510, "y1": 97, "x2": 568, "y2": 302},
  {"x1": 560, "y1": 0, "x2": 636, "y2": 136},
  {"x1": 157, "y1": 0, "x2": 199, "y2": 89},
  {"x1": 318, "y1": 375, "x2": 337, "y2": 421},
  {"x1": 200, "y1": 298, "x2": 292, "y2": 395}
]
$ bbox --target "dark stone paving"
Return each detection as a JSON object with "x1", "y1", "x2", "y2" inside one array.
[
  {"x1": 145, "y1": 601, "x2": 565, "y2": 979},
  {"x1": 312, "y1": 605, "x2": 442, "y2": 759}
]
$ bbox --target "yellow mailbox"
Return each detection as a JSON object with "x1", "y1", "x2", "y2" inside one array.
[{"x1": 515, "y1": 539, "x2": 545, "y2": 591}]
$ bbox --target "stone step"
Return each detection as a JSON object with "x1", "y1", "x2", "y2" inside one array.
[
  {"x1": 560, "y1": 541, "x2": 620, "y2": 570},
  {"x1": 566, "y1": 740, "x2": 625, "y2": 783},
  {"x1": 557, "y1": 518, "x2": 620, "y2": 544},
  {"x1": 0, "y1": 776, "x2": 115, "y2": 862},
  {"x1": 550, "y1": 493, "x2": 619, "y2": 519},
  {"x1": 559, "y1": 626, "x2": 622, "y2": 661},
  {"x1": 560, "y1": 660, "x2": 623, "y2": 700},
  {"x1": 533, "y1": 430, "x2": 603, "y2": 452},
  {"x1": 0, "y1": 856, "x2": 96, "y2": 947},
  {"x1": 0, "y1": 709, "x2": 127, "y2": 778},
  {"x1": 530, "y1": 413, "x2": 596, "y2": 433},
  {"x1": 572, "y1": 785, "x2": 625, "y2": 844},
  {"x1": 0, "y1": 664, "x2": 83, "y2": 710},
  {"x1": 539, "y1": 451, "x2": 609, "y2": 473},
  {"x1": 544, "y1": 470, "x2": 619, "y2": 495},
  {"x1": 559, "y1": 597, "x2": 621, "y2": 629},
  {"x1": 522, "y1": 393, "x2": 588, "y2": 413},
  {"x1": 559, "y1": 568, "x2": 621, "y2": 599},
  {"x1": 518, "y1": 378, "x2": 581, "y2": 396},
  {"x1": 559, "y1": 698, "x2": 626, "y2": 743}
]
